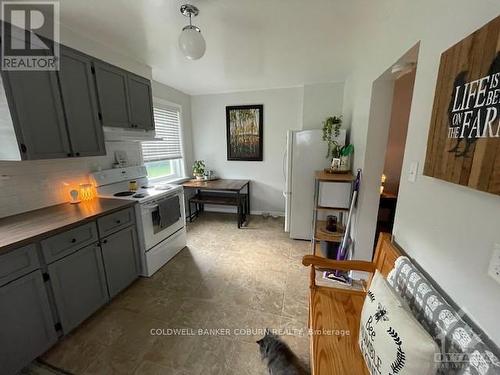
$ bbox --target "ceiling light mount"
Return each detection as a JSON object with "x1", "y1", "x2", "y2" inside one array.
[
  {"x1": 180, "y1": 4, "x2": 199, "y2": 19},
  {"x1": 178, "y1": 4, "x2": 206, "y2": 60},
  {"x1": 391, "y1": 62, "x2": 416, "y2": 78}
]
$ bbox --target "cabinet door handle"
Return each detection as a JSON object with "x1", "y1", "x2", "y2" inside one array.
[
  {"x1": 67, "y1": 153, "x2": 72, "y2": 157},
  {"x1": 102, "y1": 239, "x2": 108, "y2": 244},
  {"x1": 116, "y1": 220, "x2": 121, "y2": 224},
  {"x1": 71, "y1": 238, "x2": 77, "y2": 243},
  {"x1": 75, "y1": 152, "x2": 80, "y2": 157},
  {"x1": 20, "y1": 144, "x2": 27, "y2": 153}
]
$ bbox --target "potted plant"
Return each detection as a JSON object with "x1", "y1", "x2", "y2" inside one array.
[
  {"x1": 322, "y1": 116, "x2": 342, "y2": 170},
  {"x1": 192, "y1": 160, "x2": 206, "y2": 180},
  {"x1": 339, "y1": 144, "x2": 354, "y2": 172}
]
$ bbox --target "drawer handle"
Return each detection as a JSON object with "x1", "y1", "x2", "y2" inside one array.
[
  {"x1": 71, "y1": 238, "x2": 77, "y2": 243},
  {"x1": 115, "y1": 220, "x2": 121, "y2": 224}
]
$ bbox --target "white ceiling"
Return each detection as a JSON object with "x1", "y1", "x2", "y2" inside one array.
[{"x1": 59, "y1": 0, "x2": 364, "y2": 95}]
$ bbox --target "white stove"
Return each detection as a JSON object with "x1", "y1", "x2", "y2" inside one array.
[{"x1": 90, "y1": 166, "x2": 187, "y2": 277}]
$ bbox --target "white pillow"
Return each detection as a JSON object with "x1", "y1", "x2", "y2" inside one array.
[{"x1": 359, "y1": 270, "x2": 439, "y2": 375}]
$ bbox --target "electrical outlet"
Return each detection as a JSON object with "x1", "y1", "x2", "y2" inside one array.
[
  {"x1": 487, "y1": 244, "x2": 500, "y2": 284},
  {"x1": 408, "y1": 161, "x2": 418, "y2": 182}
]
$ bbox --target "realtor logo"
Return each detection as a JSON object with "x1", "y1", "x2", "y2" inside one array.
[{"x1": 1, "y1": 1, "x2": 59, "y2": 70}]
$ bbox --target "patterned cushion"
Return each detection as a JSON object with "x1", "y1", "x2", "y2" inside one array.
[
  {"x1": 360, "y1": 271, "x2": 439, "y2": 375},
  {"x1": 387, "y1": 256, "x2": 500, "y2": 375}
]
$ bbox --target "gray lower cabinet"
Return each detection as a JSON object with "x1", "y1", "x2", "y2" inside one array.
[
  {"x1": 101, "y1": 226, "x2": 139, "y2": 298},
  {"x1": 93, "y1": 61, "x2": 131, "y2": 128},
  {"x1": 2, "y1": 68, "x2": 71, "y2": 160},
  {"x1": 48, "y1": 244, "x2": 109, "y2": 334},
  {"x1": 0, "y1": 271, "x2": 57, "y2": 375},
  {"x1": 128, "y1": 74, "x2": 154, "y2": 130},
  {"x1": 59, "y1": 46, "x2": 105, "y2": 157}
]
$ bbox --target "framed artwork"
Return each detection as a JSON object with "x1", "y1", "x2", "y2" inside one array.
[
  {"x1": 424, "y1": 15, "x2": 500, "y2": 196},
  {"x1": 226, "y1": 104, "x2": 263, "y2": 161}
]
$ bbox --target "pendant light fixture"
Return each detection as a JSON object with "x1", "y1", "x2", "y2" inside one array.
[{"x1": 178, "y1": 4, "x2": 206, "y2": 60}]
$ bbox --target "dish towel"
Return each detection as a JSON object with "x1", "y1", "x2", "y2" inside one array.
[{"x1": 158, "y1": 196, "x2": 181, "y2": 229}]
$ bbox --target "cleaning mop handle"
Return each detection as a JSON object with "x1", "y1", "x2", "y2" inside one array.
[{"x1": 338, "y1": 169, "x2": 361, "y2": 259}]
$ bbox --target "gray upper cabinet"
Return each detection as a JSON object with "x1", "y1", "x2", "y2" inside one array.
[
  {"x1": 0, "y1": 31, "x2": 155, "y2": 161},
  {"x1": 128, "y1": 74, "x2": 155, "y2": 130},
  {"x1": 93, "y1": 61, "x2": 131, "y2": 128},
  {"x1": 0, "y1": 271, "x2": 57, "y2": 375},
  {"x1": 48, "y1": 244, "x2": 109, "y2": 334},
  {"x1": 101, "y1": 226, "x2": 139, "y2": 298},
  {"x1": 59, "y1": 46, "x2": 105, "y2": 157},
  {"x1": 2, "y1": 68, "x2": 71, "y2": 159}
]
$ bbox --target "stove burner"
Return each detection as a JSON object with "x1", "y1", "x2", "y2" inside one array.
[
  {"x1": 133, "y1": 193, "x2": 147, "y2": 198},
  {"x1": 114, "y1": 191, "x2": 135, "y2": 197}
]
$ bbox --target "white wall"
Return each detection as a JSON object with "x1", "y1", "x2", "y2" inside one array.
[
  {"x1": 0, "y1": 142, "x2": 141, "y2": 218},
  {"x1": 343, "y1": 1, "x2": 500, "y2": 345},
  {"x1": 302, "y1": 82, "x2": 345, "y2": 130},
  {"x1": 191, "y1": 87, "x2": 303, "y2": 215}
]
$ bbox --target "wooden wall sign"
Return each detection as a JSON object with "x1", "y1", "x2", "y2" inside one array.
[{"x1": 424, "y1": 15, "x2": 500, "y2": 195}]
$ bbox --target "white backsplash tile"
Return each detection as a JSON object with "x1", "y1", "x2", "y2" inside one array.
[{"x1": 0, "y1": 142, "x2": 142, "y2": 218}]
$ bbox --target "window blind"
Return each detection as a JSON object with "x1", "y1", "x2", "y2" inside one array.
[{"x1": 142, "y1": 105, "x2": 183, "y2": 162}]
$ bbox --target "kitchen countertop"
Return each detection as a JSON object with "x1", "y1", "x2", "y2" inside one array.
[{"x1": 0, "y1": 198, "x2": 136, "y2": 254}]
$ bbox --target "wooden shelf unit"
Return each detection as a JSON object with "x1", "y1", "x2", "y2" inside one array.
[
  {"x1": 311, "y1": 171, "x2": 355, "y2": 258},
  {"x1": 315, "y1": 171, "x2": 356, "y2": 182},
  {"x1": 313, "y1": 242, "x2": 326, "y2": 258},
  {"x1": 314, "y1": 220, "x2": 345, "y2": 242},
  {"x1": 316, "y1": 205, "x2": 350, "y2": 212}
]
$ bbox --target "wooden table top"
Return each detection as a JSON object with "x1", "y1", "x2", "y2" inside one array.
[
  {"x1": 0, "y1": 198, "x2": 135, "y2": 254},
  {"x1": 182, "y1": 178, "x2": 250, "y2": 191}
]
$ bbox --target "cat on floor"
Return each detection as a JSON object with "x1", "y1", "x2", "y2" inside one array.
[{"x1": 256, "y1": 329, "x2": 310, "y2": 375}]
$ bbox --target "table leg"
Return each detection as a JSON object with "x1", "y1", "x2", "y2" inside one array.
[
  {"x1": 188, "y1": 200, "x2": 192, "y2": 222},
  {"x1": 246, "y1": 183, "x2": 250, "y2": 217},
  {"x1": 237, "y1": 191, "x2": 241, "y2": 228}
]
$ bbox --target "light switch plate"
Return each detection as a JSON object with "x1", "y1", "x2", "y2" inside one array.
[
  {"x1": 487, "y1": 244, "x2": 500, "y2": 284},
  {"x1": 408, "y1": 161, "x2": 419, "y2": 182}
]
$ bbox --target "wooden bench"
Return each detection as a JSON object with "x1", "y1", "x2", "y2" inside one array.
[
  {"x1": 188, "y1": 192, "x2": 249, "y2": 227},
  {"x1": 302, "y1": 233, "x2": 401, "y2": 375}
]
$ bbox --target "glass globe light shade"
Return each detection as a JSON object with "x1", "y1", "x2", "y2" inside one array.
[{"x1": 178, "y1": 26, "x2": 206, "y2": 60}]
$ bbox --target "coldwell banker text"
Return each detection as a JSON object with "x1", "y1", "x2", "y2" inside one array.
[{"x1": 449, "y1": 64, "x2": 500, "y2": 140}]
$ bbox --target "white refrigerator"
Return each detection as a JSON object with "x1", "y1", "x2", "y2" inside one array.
[{"x1": 284, "y1": 129, "x2": 346, "y2": 240}]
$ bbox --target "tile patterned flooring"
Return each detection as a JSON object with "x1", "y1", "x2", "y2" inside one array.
[{"x1": 42, "y1": 213, "x2": 311, "y2": 374}]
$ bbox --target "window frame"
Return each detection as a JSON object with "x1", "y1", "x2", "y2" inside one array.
[{"x1": 141, "y1": 98, "x2": 187, "y2": 183}]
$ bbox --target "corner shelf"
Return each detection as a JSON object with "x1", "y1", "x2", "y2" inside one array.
[
  {"x1": 311, "y1": 171, "x2": 355, "y2": 256},
  {"x1": 315, "y1": 205, "x2": 350, "y2": 212},
  {"x1": 314, "y1": 171, "x2": 355, "y2": 183},
  {"x1": 314, "y1": 220, "x2": 345, "y2": 242}
]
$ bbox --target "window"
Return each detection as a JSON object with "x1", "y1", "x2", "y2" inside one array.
[{"x1": 141, "y1": 102, "x2": 185, "y2": 182}]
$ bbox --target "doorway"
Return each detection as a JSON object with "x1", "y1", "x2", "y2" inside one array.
[
  {"x1": 349, "y1": 44, "x2": 420, "y2": 260},
  {"x1": 375, "y1": 64, "x2": 417, "y2": 240}
]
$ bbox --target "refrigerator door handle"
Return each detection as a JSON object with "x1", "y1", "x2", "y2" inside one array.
[{"x1": 282, "y1": 146, "x2": 287, "y2": 181}]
